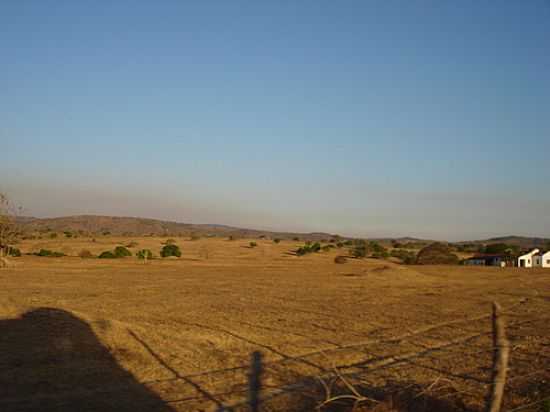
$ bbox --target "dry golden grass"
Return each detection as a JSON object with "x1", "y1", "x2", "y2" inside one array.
[{"x1": 1, "y1": 237, "x2": 549, "y2": 411}]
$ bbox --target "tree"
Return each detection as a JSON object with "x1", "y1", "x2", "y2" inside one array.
[
  {"x1": 416, "y1": 242, "x2": 459, "y2": 265},
  {"x1": 0, "y1": 193, "x2": 21, "y2": 265},
  {"x1": 114, "y1": 246, "x2": 132, "y2": 258},
  {"x1": 160, "y1": 244, "x2": 182, "y2": 258}
]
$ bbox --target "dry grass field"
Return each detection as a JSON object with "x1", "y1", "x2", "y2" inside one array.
[{"x1": 1, "y1": 237, "x2": 549, "y2": 411}]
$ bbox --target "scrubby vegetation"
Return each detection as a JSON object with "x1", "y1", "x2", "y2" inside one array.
[
  {"x1": 273, "y1": 238, "x2": 281, "y2": 244},
  {"x1": 416, "y1": 242, "x2": 459, "y2": 265},
  {"x1": 6, "y1": 246, "x2": 21, "y2": 257},
  {"x1": 114, "y1": 246, "x2": 132, "y2": 258},
  {"x1": 350, "y1": 240, "x2": 389, "y2": 259},
  {"x1": 249, "y1": 242, "x2": 257, "y2": 248},
  {"x1": 390, "y1": 248, "x2": 417, "y2": 264},
  {"x1": 35, "y1": 249, "x2": 65, "y2": 257},
  {"x1": 136, "y1": 249, "x2": 153, "y2": 260},
  {"x1": 160, "y1": 244, "x2": 182, "y2": 258},
  {"x1": 98, "y1": 251, "x2": 117, "y2": 259},
  {"x1": 296, "y1": 242, "x2": 321, "y2": 256},
  {"x1": 482, "y1": 243, "x2": 519, "y2": 255}
]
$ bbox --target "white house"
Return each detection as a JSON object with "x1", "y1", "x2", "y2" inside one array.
[
  {"x1": 534, "y1": 250, "x2": 550, "y2": 268},
  {"x1": 518, "y1": 249, "x2": 539, "y2": 268}
]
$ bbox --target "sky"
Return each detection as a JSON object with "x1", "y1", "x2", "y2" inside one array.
[{"x1": 1, "y1": 1, "x2": 549, "y2": 241}]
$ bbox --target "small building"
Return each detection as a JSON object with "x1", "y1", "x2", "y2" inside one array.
[
  {"x1": 533, "y1": 250, "x2": 550, "y2": 268},
  {"x1": 518, "y1": 249, "x2": 539, "y2": 268},
  {"x1": 464, "y1": 254, "x2": 515, "y2": 267}
]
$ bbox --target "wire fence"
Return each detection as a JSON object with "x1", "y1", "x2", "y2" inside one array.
[{"x1": 1, "y1": 299, "x2": 548, "y2": 412}]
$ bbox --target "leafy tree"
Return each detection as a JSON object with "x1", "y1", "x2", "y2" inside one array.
[
  {"x1": 114, "y1": 246, "x2": 132, "y2": 258},
  {"x1": 98, "y1": 251, "x2": 117, "y2": 259},
  {"x1": 416, "y1": 243, "x2": 459, "y2": 265},
  {"x1": 0, "y1": 193, "x2": 20, "y2": 261},
  {"x1": 6, "y1": 247, "x2": 21, "y2": 257},
  {"x1": 484, "y1": 243, "x2": 519, "y2": 255},
  {"x1": 160, "y1": 244, "x2": 181, "y2": 258},
  {"x1": 36, "y1": 249, "x2": 65, "y2": 257},
  {"x1": 136, "y1": 249, "x2": 153, "y2": 260}
]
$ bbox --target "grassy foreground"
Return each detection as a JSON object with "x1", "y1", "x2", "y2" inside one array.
[{"x1": 1, "y1": 237, "x2": 549, "y2": 411}]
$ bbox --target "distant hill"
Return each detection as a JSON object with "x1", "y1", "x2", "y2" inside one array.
[{"x1": 16, "y1": 215, "x2": 341, "y2": 241}]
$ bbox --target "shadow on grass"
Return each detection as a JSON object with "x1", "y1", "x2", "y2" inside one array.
[
  {"x1": 0, "y1": 308, "x2": 175, "y2": 412},
  {"x1": 258, "y1": 375, "x2": 474, "y2": 412}
]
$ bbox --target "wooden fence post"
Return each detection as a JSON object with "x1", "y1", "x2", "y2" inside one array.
[
  {"x1": 487, "y1": 302, "x2": 510, "y2": 412},
  {"x1": 249, "y1": 351, "x2": 263, "y2": 412}
]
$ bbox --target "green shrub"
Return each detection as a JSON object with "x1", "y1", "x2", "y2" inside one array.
[
  {"x1": 114, "y1": 246, "x2": 132, "y2": 258},
  {"x1": 249, "y1": 242, "x2": 257, "y2": 248},
  {"x1": 160, "y1": 244, "x2": 181, "y2": 258},
  {"x1": 63, "y1": 231, "x2": 73, "y2": 238},
  {"x1": 98, "y1": 251, "x2": 117, "y2": 259},
  {"x1": 136, "y1": 249, "x2": 153, "y2": 260},
  {"x1": 390, "y1": 249, "x2": 417, "y2": 264},
  {"x1": 78, "y1": 249, "x2": 94, "y2": 258},
  {"x1": 49, "y1": 233, "x2": 58, "y2": 239},
  {"x1": 273, "y1": 238, "x2": 281, "y2": 244},
  {"x1": 351, "y1": 244, "x2": 367, "y2": 258},
  {"x1": 321, "y1": 245, "x2": 332, "y2": 252},
  {"x1": 36, "y1": 249, "x2": 64, "y2": 257},
  {"x1": 296, "y1": 242, "x2": 321, "y2": 256},
  {"x1": 7, "y1": 247, "x2": 21, "y2": 257}
]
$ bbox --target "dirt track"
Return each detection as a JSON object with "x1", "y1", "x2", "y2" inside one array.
[{"x1": 1, "y1": 238, "x2": 549, "y2": 411}]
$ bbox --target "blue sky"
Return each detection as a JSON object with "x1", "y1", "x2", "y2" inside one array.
[{"x1": 1, "y1": 1, "x2": 549, "y2": 240}]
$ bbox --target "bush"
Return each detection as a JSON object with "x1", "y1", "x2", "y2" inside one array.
[
  {"x1": 98, "y1": 251, "x2": 117, "y2": 259},
  {"x1": 160, "y1": 244, "x2": 182, "y2": 258},
  {"x1": 36, "y1": 249, "x2": 65, "y2": 257},
  {"x1": 321, "y1": 245, "x2": 332, "y2": 252},
  {"x1": 78, "y1": 249, "x2": 94, "y2": 258},
  {"x1": 351, "y1": 244, "x2": 367, "y2": 258},
  {"x1": 7, "y1": 247, "x2": 21, "y2": 257},
  {"x1": 293, "y1": 237, "x2": 300, "y2": 241},
  {"x1": 416, "y1": 243, "x2": 459, "y2": 265},
  {"x1": 136, "y1": 249, "x2": 153, "y2": 260},
  {"x1": 390, "y1": 248, "x2": 417, "y2": 264},
  {"x1": 249, "y1": 242, "x2": 257, "y2": 248},
  {"x1": 114, "y1": 246, "x2": 132, "y2": 258},
  {"x1": 334, "y1": 256, "x2": 347, "y2": 264},
  {"x1": 49, "y1": 233, "x2": 58, "y2": 239},
  {"x1": 63, "y1": 231, "x2": 73, "y2": 238},
  {"x1": 273, "y1": 238, "x2": 281, "y2": 244},
  {"x1": 483, "y1": 243, "x2": 519, "y2": 255},
  {"x1": 296, "y1": 242, "x2": 321, "y2": 256}
]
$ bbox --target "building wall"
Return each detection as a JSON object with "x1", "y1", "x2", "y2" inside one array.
[
  {"x1": 542, "y1": 252, "x2": 550, "y2": 268},
  {"x1": 518, "y1": 249, "x2": 539, "y2": 268}
]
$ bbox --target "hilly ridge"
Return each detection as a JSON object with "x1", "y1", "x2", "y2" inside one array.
[{"x1": 16, "y1": 215, "x2": 340, "y2": 241}]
